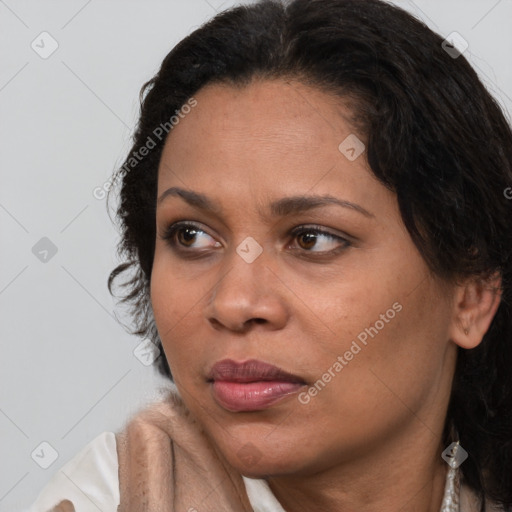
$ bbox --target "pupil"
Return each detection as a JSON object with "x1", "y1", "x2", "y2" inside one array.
[
  {"x1": 180, "y1": 228, "x2": 197, "y2": 245},
  {"x1": 300, "y1": 232, "x2": 316, "y2": 249}
]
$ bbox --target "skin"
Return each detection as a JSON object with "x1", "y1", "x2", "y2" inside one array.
[{"x1": 150, "y1": 78, "x2": 502, "y2": 512}]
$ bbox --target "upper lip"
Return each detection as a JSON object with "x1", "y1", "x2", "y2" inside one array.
[{"x1": 207, "y1": 359, "x2": 306, "y2": 384}]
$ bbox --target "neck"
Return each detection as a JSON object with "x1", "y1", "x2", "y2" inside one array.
[{"x1": 267, "y1": 422, "x2": 449, "y2": 512}]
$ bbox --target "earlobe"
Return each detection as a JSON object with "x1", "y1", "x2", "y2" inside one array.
[{"x1": 449, "y1": 272, "x2": 502, "y2": 350}]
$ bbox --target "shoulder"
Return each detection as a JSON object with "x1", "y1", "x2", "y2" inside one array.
[{"x1": 27, "y1": 432, "x2": 119, "y2": 512}]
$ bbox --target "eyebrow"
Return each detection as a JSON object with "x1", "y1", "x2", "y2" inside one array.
[{"x1": 157, "y1": 186, "x2": 374, "y2": 218}]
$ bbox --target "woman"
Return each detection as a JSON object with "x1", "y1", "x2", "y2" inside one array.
[{"x1": 29, "y1": 0, "x2": 512, "y2": 510}]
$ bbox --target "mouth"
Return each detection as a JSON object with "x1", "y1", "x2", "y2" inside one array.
[{"x1": 207, "y1": 358, "x2": 307, "y2": 412}]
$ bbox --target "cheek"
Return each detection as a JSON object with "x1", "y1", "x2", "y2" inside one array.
[
  {"x1": 150, "y1": 256, "x2": 200, "y2": 375},
  {"x1": 316, "y1": 281, "x2": 450, "y2": 428},
  {"x1": 150, "y1": 259, "x2": 176, "y2": 335},
  {"x1": 297, "y1": 264, "x2": 450, "y2": 419},
  {"x1": 370, "y1": 282, "x2": 453, "y2": 404}
]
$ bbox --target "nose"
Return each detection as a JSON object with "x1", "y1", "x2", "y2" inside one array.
[{"x1": 205, "y1": 246, "x2": 289, "y2": 333}]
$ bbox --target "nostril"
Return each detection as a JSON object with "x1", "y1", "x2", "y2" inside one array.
[{"x1": 248, "y1": 318, "x2": 266, "y2": 326}]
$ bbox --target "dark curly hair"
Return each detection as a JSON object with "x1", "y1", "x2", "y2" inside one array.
[{"x1": 107, "y1": 0, "x2": 512, "y2": 508}]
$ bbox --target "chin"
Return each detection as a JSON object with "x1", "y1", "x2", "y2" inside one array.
[{"x1": 222, "y1": 442, "x2": 313, "y2": 478}]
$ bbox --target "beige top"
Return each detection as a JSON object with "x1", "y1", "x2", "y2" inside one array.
[{"x1": 27, "y1": 431, "x2": 285, "y2": 512}]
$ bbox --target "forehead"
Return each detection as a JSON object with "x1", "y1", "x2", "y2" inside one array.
[
  {"x1": 195, "y1": 79, "x2": 358, "y2": 134},
  {"x1": 158, "y1": 79, "x2": 368, "y2": 186},
  {"x1": 155, "y1": 79, "x2": 399, "y2": 236}
]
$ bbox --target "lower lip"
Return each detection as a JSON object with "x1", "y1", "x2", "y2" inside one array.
[{"x1": 211, "y1": 380, "x2": 305, "y2": 412}]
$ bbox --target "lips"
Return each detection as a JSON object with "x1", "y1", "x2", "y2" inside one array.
[
  {"x1": 207, "y1": 359, "x2": 306, "y2": 412},
  {"x1": 207, "y1": 359, "x2": 306, "y2": 384}
]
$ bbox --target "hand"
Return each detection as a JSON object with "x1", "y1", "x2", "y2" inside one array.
[{"x1": 48, "y1": 500, "x2": 75, "y2": 512}]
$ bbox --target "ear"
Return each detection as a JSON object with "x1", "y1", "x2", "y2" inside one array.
[{"x1": 449, "y1": 272, "x2": 503, "y2": 349}]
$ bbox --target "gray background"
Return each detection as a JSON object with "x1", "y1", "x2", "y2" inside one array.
[{"x1": 1, "y1": 0, "x2": 511, "y2": 510}]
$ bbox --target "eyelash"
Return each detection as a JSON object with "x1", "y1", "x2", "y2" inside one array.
[{"x1": 160, "y1": 221, "x2": 351, "y2": 257}]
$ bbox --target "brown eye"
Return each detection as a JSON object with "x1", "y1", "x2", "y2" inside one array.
[
  {"x1": 297, "y1": 232, "x2": 318, "y2": 250},
  {"x1": 290, "y1": 226, "x2": 350, "y2": 254},
  {"x1": 177, "y1": 226, "x2": 199, "y2": 246},
  {"x1": 161, "y1": 222, "x2": 221, "y2": 251}
]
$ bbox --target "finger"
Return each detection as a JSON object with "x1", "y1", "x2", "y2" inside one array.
[{"x1": 48, "y1": 499, "x2": 76, "y2": 512}]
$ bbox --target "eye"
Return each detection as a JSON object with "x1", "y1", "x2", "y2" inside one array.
[
  {"x1": 288, "y1": 225, "x2": 351, "y2": 254},
  {"x1": 161, "y1": 222, "x2": 221, "y2": 251},
  {"x1": 160, "y1": 221, "x2": 351, "y2": 256}
]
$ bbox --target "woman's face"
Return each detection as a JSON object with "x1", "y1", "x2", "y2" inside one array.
[{"x1": 150, "y1": 79, "x2": 458, "y2": 477}]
